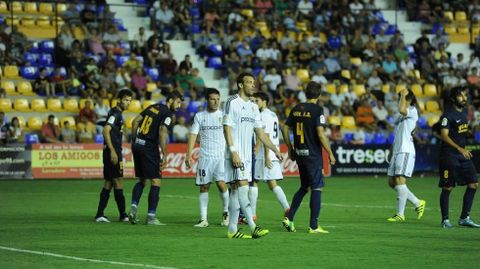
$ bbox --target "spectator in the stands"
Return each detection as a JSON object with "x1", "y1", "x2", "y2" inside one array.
[
  {"x1": 172, "y1": 116, "x2": 189, "y2": 142},
  {"x1": 76, "y1": 115, "x2": 96, "y2": 143},
  {"x1": 80, "y1": 100, "x2": 98, "y2": 125},
  {"x1": 131, "y1": 67, "x2": 149, "y2": 100},
  {"x1": 61, "y1": 121, "x2": 76, "y2": 144},
  {"x1": 54, "y1": 38, "x2": 71, "y2": 69},
  {"x1": 179, "y1": 54, "x2": 193, "y2": 74},
  {"x1": 147, "y1": 37, "x2": 163, "y2": 68},
  {"x1": 355, "y1": 99, "x2": 376, "y2": 132},
  {"x1": 87, "y1": 28, "x2": 106, "y2": 55},
  {"x1": 102, "y1": 24, "x2": 123, "y2": 54},
  {"x1": 203, "y1": 8, "x2": 222, "y2": 36},
  {"x1": 133, "y1": 26, "x2": 147, "y2": 57},
  {"x1": 8, "y1": 117, "x2": 22, "y2": 144},
  {"x1": 34, "y1": 67, "x2": 55, "y2": 97},
  {"x1": 155, "y1": 2, "x2": 177, "y2": 39},
  {"x1": 123, "y1": 52, "x2": 143, "y2": 73},
  {"x1": 190, "y1": 68, "x2": 205, "y2": 94},
  {"x1": 175, "y1": 67, "x2": 192, "y2": 93},
  {"x1": 41, "y1": 115, "x2": 61, "y2": 144},
  {"x1": 431, "y1": 29, "x2": 449, "y2": 50}
]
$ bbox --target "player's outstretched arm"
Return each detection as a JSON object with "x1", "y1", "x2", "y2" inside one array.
[
  {"x1": 316, "y1": 126, "x2": 336, "y2": 165},
  {"x1": 399, "y1": 88, "x2": 409, "y2": 116},
  {"x1": 255, "y1": 127, "x2": 283, "y2": 161},
  {"x1": 440, "y1": 128, "x2": 472, "y2": 159},
  {"x1": 185, "y1": 133, "x2": 198, "y2": 168}
]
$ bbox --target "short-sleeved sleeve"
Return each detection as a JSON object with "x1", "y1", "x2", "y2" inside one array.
[
  {"x1": 190, "y1": 113, "x2": 201, "y2": 135},
  {"x1": 263, "y1": 113, "x2": 273, "y2": 134},
  {"x1": 223, "y1": 99, "x2": 235, "y2": 126},
  {"x1": 439, "y1": 113, "x2": 450, "y2": 130},
  {"x1": 254, "y1": 106, "x2": 263, "y2": 129},
  {"x1": 285, "y1": 111, "x2": 293, "y2": 128},
  {"x1": 315, "y1": 107, "x2": 326, "y2": 127},
  {"x1": 406, "y1": 106, "x2": 418, "y2": 120}
]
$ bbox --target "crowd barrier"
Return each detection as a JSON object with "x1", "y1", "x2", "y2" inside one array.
[{"x1": 1, "y1": 144, "x2": 479, "y2": 179}]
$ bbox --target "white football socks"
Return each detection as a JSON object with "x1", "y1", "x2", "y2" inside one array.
[
  {"x1": 272, "y1": 186, "x2": 290, "y2": 210},
  {"x1": 248, "y1": 186, "x2": 258, "y2": 216},
  {"x1": 395, "y1": 185, "x2": 408, "y2": 216},
  {"x1": 199, "y1": 192, "x2": 208, "y2": 220}
]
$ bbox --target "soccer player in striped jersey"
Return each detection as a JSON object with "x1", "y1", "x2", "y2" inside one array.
[
  {"x1": 251, "y1": 92, "x2": 290, "y2": 219},
  {"x1": 223, "y1": 72, "x2": 283, "y2": 239},
  {"x1": 185, "y1": 88, "x2": 229, "y2": 228},
  {"x1": 386, "y1": 88, "x2": 426, "y2": 222}
]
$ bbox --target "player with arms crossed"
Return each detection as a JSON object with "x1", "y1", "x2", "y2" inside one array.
[
  {"x1": 438, "y1": 86, "x2": 480, "y2": 228},
  {"x1": 185, "y1": 88, "x2": 230, "y2": 227},
  {"x1": 128, "y1": 91, "x2": 183, "y2": 225},
  {"x1": 224, "y1": 72, "x2": 283, "y2": 239},
  {"x1": 252, "y1": 92, "x2": 290, "y2": 219},
  {"x1": 386, "y1": 89, "x2": 426, "y2": 222},
  {"x1": 281, "y1": 81, "x2": 336, "y2": 234},
  {"x1": 95, "y1": 89, "x2": 133, "y2": 222}
]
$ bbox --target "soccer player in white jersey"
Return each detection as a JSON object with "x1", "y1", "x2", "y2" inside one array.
[
  {"x1": 186, "y1": 88, "x2": 230, "y2": 228},
  {"x1": 386, "y1": 88, "x2": 426, "y2": 222},
  {"x1": 251, "y1": 92, "x2": 290, "y2": 218},
  {"x1": 223, "y1": 72, "x2": 283, "y2": 239}
]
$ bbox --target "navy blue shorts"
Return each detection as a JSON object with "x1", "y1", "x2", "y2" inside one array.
[
  {"x1": 132, "y1": 144, "x2": 161, "y2": 180},
  {"x1": 297, "y1": 158, "x2": 325, "y2": 189},
  {"x1": 103, "y1": 147, "x2": 123, "y2": 180},
  {"x1": 438, "y1": 156, "x2": 478, "y2": 188}
]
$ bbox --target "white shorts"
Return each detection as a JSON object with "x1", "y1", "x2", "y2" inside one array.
[
  {"x1": 195, "y1": 158, "x2": 225, "y2": 186},
  {"x1": 225, "y1": 158, "x2": 252, "y2": 183},
  {"x1": 387, "y1": 152, "x2": 415, "y2": 178},
  {"x1": 254, "y1": 159, "x2": 283, "y2": 181}
]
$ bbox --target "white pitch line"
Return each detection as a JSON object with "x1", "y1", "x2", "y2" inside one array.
[{"x1": 0, "y1": 246, "x2": 178, "y2": 269}]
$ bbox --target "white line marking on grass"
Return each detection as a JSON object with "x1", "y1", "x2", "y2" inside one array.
[{"x1": 0, "y1": 246, "x2": 178, "y2": 269}]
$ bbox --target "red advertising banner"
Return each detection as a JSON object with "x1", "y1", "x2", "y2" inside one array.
[{"x1": 31, "y1": 143, "x2": 330, "y2": 179}]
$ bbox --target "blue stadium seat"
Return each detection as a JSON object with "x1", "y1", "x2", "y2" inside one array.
[
  {"x1": 116, "y1": 55, "x2": 129, "y2": 66},
  {"x1": 406, "y1": 45, "x2": 415, "y2": 55},
  {"x1": 28, "y1": 42, "x2": 39, "y2": 53},
  {"x1": 25, "y1": 133, "x2": 40, "y2": 144},
  {"x1": 418, "y1": 116, "x2": 428, "y2": 129},
  {"x1": 386, "y1": 115, "x2": 395, "y2": 126},
  {"x1": 190, "y1": 23, "x2": 201, "y2": 34},
  {"x1": 119, "y1": 41, "x2": 131, "y2": 54},
  {"x1": 95, "y1": 134, "x2": 104, "y2": 144},
  {"x1": 146, "y1": 68, "x2": 160, "y2": 81},
  {"x1": 39, "y1": 53, "x2": 53, "y2": 66},
  {"x1": 113, "y1": 19, "x2": 127, "y2": 31},
  {"x1": 364, "y1": 133, "x2": 374, "y2": 145},
  {"x1": 387, "y1": 132, "x2": 395, "y2": 144},
  {"x1": 0, "y1": 16, "x2": 4, "y2": 25},
  {"x1": 58, "y1": 67, "x2": 67, "y2": 77},
  {"x1": 40, "y1": 41, "x2": 54, "y2": 53},
  {"x1": 431, "y1": 23, "x2": 444, "y2": 34},
  {"x1": 373, "y1": 11, "x2": 386, "y2": 23},
  {"x1": 327, "y1": 36, "x2": 342, "y2": 50},
  {"x1": 20, "y1": 66, "x2": 38, "y2": 79},
  {"x1": 385, "y1": 24, "x2": 398, "y2": 35},
  {"x1": 24, "y1": 53, "x2": 38, "y2": 65},
  {"x1": 208, "y1": 44, "x2": 223, "y2": 56},
  {"x1": 475, "y1": 131, "x2": 480, "y2": 143},
  {"x1": 373, "y1": 132, "x2": 387, "y2": 144},
  {"x1": 135, "y1": 0, "x2": 148, "y2": 4},
  {"x1": 207, "y1": 57, "x2": 223, "y2": 69},
  {"x1": 344, "y1": 133, "x2": 354, "y2": 144},
  {"x1": 136, "y1": 56, "x2": 144, "y2": 63},
  {"x1": 190, "y1": 7, "x2": 200, "y2": 19}
]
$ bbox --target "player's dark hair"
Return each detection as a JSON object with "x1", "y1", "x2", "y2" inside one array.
[
  {"x1": 118, "y1": 88, "x2": 133, "y2": 99},
  {"x1": 305, "y1": 81, "x2": 321, "y2": 99},
  {"x1": 204, "y1": 88, "x2": 220, "y2": 99},
  {"x1": 63, "y1": 120, "x2": 69, "y2": 126},
  {"x1": 253, "y1": 92, "x2": 270, "y2": 104},
  {"x1": 450, "y1": 86, "x2": 467, "y2": 100},
  {"x1": 405, "y1": 89, "x2": 417, "y2": 106},
  {"x1": 236, "y1": 72, "x2": 254, "y2": 88},
  {"x1": 167, "y1": 90, "x2": 185, "y2": 102}
]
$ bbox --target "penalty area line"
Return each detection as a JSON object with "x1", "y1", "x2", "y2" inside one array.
[{"x1": 0, "y1": 246, "x2": 178, "y2": 269}]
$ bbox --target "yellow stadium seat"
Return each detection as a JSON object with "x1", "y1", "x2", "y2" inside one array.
[
  {"x1": 255, "y1": 21, "x2": 267, "y2": 28},
  {"x1": 426, "y1": 100, "x2": 440, "y2": 112},
  {"x1": 412, "y1": 69, "x2": 421, "y2": 79},
  {"x1": 111, "y1": 99, "x2": 118, "y2": 108},
  {"x1": 427, "y1": 114, "x2": 440, "y2": 127},
  {"x1": 28, "y1": 117, "x2": 43, "y2": 130},
  {"x1": 142, "y1": 100, "x2": 156, "y2": 109},
  {"x1": 10, "y1": 1, "x2": 22, "y2": 13},
  {"x1": 60, "y1": 116, "x2": 75, "y2": 128},
  {"x1": 382, "y1": 84, "x2": 390, "y2": 93},
  {"x1": 341, "y1": 116, "x2": 356, "y2": 129},
  {"x1": 240, "y1": 9, "x2": 253, "y2": 18},
  {"x1": 1, "y1": 80, "x2": 17, "y2": 95},
  {"x1": 0, "y1": 98, "x2": 13, "y2": 112},
  {"x1": 296, "y1": 69, "x2": 310, "y2": 83},
  {"x1": 64, "y1": 99, "x2": 79, "y2": 113},
  {"x1": 36, "y1": 17, "x2": 51, "y2": 28},
  {"x1": 17, "y1": 116, "x2": 26, "y2": 128},
  {"x1": 21, "y1": 17, "x2": 35, "y2": 27},
  {"x1": 296, "y1": 22, "x2": 307, "y2": 32},
  {"x1": 39, "y1": 3, "x2": 53, "y2": 15},
  {"x1": 24, "y1": 2, "x2": 37, "y2": 14},
  {"x1": 350, "y1": 57, "x2": 362, "y2": 66},
  {"x1": 444, "y1": 25, "x2": 456, "y2": 34},
  {"x1": 79, "y1": 99, "x2": 94, "y2": 109},
  {"x1": 17, "y1": 81, "x2": 34, "y2": 96},
  {"x1": 13, "y1": 98, "x2": 30, "y2": 112},
  {"x1": 326, "y1": 84, "x2": 336, "y2": 94},
  {"x1": 455, "y1": 11, "x2": 467, "y2": 21},
  {"x1": 102, "y1": 99, "x2": 111, "y2": 108},
  {"x1": 288, "y1": 31, "x2": 297, "y2": 41},
  {"x1": 341, "y1": 70, "x2": 351, "y2": 80},
  {"x1": 125, "y1": 116, "x2": 134, "y2": 129},
  {"x1": 56, "y1": 3, "x2": 67, "y2": 13},
  {"x1": 472, "y1": 26, "x2": 480, "y2": 36},
  {"x1": 0, "y1": 1, "x2": 7, "y2": 13},
  {"x1": 328, "y1": 116, "x2": 341, "y2": 126},
  {"x1": 417, "y1": 100, "x2": 425, "y2": 112},
  {"x1": 127, "y1": 100, "x2": 142, "y2": 113},
  {"x1": 338, "y1": 84, "x2": 349, "y2": 94},
  {"x1": 5, "y1": 15, "x2": 19, "y2": 26},
  {"x1": 411, "y1": 84, "x2": 423, "y2": 97},
  {"x1": 146, "y1": 83, "x2": 157, "y2": 92},
  {"x1": 424, "y1": 84, "x2": 437, "y2": 97},
  {"x1": 444, "y1": 11, "x2": 454, "y2": 21},
  {"x1": 47, "y1": 99, "x2": 63, "y2": 112},
  {"x1": 458, "y1": 26, "x2": 469, "y2": 34},
  {"x1": 4, "y1": 65, "x2": 19, "y2": 79},
  {"x1": 353, "y1": 84, "x2": 366, "y2": 97},
  {"x1": 31, "y1": 98, "x2": 47, "y2": 112}
]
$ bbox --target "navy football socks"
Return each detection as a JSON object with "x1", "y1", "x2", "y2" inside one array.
[
  {"x1": 131, "y1": 181, "x2": 145, "y2": 206},
  {"x1": 288, "y1": 187, "x2": 308, "y2": 221},
  {"x1": 114, "y1": 189, "x2": 126, "y2": 218},
  {"x1": 310, "y1": 190, "x2": 322, "y2": 229},
  {"x1": 148, "y1": 186, "x2": 160, "y2": 215},
  {"x1": 460, "y1": 187, "x2": 476, "y2": 219},
  {"x1": 440, "y1": 189, "x2": 451, "y2": 221},
  {"x1": 95, "y1": 188, "x2": 110, "y2": 218}
]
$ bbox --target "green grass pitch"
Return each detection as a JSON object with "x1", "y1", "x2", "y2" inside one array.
[{"x1": 0, "y1": 176, "x2": 479, "y2": 269}]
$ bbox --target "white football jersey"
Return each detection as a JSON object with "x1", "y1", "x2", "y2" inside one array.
[
  {"x1": 392, "y1": 106, "x2": 418, "y2": 154},
  {"x1": 256, "y1": 108, "x2": 280, "y2": 161},
  {"x1": 190, "y1": 110, "x2": 225, "y2": 159},
  {"x1": 223, "y1": 94, "x2": 262, "y2": 161}
]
